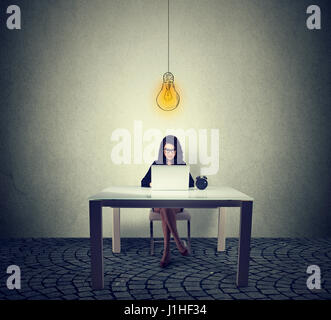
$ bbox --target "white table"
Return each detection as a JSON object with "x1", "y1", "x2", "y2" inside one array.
[{"x1": 88, "y1": 186, "x2": 254, "y2": 289}]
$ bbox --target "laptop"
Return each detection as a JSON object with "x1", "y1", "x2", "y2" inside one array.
[{"x1": 151, "y1": 165, "x2": 190, "y2": 191}]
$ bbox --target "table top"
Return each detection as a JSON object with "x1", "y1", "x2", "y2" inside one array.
[{"x1": 89, "y1": 186, "x2": 253, "y2": 201}]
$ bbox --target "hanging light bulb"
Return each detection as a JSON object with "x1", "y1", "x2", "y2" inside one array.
[
  {"x1": 156, "y1": 72, "x2": 180, "y2": 111},
  {"x1": 156, "y1": 0, "x2": 180, "y2": 111}
]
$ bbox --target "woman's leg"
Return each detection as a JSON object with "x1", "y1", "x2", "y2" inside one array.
[
  {"x1": 160, "y1": 214, "x2": 171, "y2": 266},
  {"x1": 153, "y1": 208, "x2": 171, "y2": 266},
  {"x1": 160, "y1": 208, "x2": 187, "y2": 254}
]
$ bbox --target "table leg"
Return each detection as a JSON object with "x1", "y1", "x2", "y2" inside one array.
[
  {"x1": 236, "y1": 201, "x2": 253, "y2": 287},
  {"x1": 89, "y1": 201, "x2": 104, "y2": 290},
  {"x1": 217, "y1": 207, "x2": 226, "y2": 252},
  {"x1": 112, "y1": 208, "x2": 121, "y2": 253}
]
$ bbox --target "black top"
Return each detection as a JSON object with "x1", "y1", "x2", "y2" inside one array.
[{"x1": 141, "y1": 161, "x2": 195, "y2": 188}]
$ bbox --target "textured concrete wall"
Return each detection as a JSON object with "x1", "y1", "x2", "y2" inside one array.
[{"x1": 0, "y1": 0, "x2": 330, "y2": 237}]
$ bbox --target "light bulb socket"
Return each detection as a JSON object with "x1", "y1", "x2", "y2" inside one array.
[{"x1": 163, "y1": 72, "x2": 174, "y2": 83}]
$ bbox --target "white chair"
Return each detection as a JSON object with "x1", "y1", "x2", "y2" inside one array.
[{"x1": 149, "y1": 209, "x2": 191, "y2": 255}]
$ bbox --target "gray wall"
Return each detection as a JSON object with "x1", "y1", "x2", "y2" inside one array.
[{"x1": 0, "y1": 0, "x2": 330, "y2": 238}]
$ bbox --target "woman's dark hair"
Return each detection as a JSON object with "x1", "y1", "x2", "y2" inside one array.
[{"x1": 156, "y1": 135, "x2": 185, "y2": 165}]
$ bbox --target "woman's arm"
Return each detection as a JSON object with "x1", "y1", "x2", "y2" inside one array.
[
  {"x1": 141, "y1": 162, "x2": 156, "y2": 187},
  {"x1": 181, "y1": 161, "x2": 195, "y2": 188},
  {"x1": 141, "y1": 167, "x2": 151, "y2": 187},
  {"x1": 189, "y1": 173, "x2": 195, "y2": 188}
]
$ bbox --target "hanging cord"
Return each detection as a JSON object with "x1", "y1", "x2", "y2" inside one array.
[{"x1": 168, "y1": 0, "x2": 170, "y2": 72}]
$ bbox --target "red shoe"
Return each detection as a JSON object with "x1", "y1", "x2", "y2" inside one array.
[
  {"x1": 180, "y1": 248, "x2": 189, "y2": 256},
  {"x1": 160, "y1": 252, "x2": 171, "y2": 267},
  {"x1": 160, "y1": 259, "x2": 170, "y2": 268}
]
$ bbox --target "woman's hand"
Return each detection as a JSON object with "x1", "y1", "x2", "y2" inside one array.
[{"x1": 150, "y1": 182, "x2": 152, "y2": 187}]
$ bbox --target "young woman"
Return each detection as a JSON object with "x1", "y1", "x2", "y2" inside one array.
[{"x1": 141, "y1": 135, "x2": 194, "y2": 267}]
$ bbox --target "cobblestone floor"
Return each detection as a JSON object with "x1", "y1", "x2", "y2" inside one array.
[{"x1": 0, "y1": 238, "x2": 330, "y2": 300}]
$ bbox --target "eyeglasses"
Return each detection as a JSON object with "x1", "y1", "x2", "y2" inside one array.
[{"x1": 164, "y1": 148, "x2": 176, "y2": 153}]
